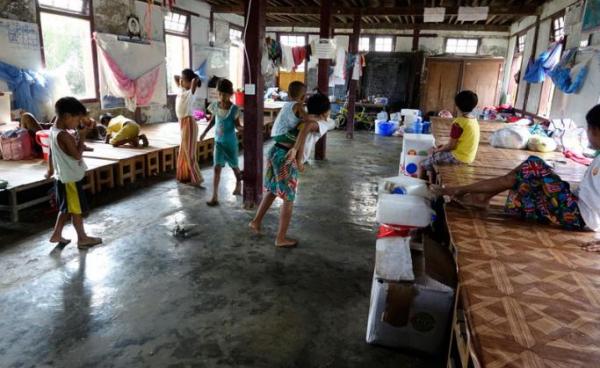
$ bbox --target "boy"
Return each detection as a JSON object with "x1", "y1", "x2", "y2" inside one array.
[
  {"x1": 421, "y1": 90, "x2": 480, "y2": 179},
  {"x1": 46, "y1": 97, "x2": 102, "y2": 249},
  {"x1": 249, "y1": 92, "x2": 330, "y2": 248},
  {"x1": 100, "y1": 113, "x2": 148, "y2": 147}
]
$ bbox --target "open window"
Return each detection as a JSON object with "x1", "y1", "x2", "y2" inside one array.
[
  {"x1": 445, "y1": 38, "x2": 479, "y2": 54},
  {"x1": 38, "y1": 0, "x2": 97, "y2": 100},
  {"x1": 507, "y1": 33, "x2": 526, "y2": 106},
  {"x1": 164, "y1": 11, "x2": 190, "y2": 95},
  {"x1": 374, "y1": 37, "x2": 393, "y2": 52},
  {"x1": 358, "y1": 37, "x2": 370, "y2": 52},
  {"x1": 538, "y1": 15, "x2": 566, "y2": 117}
]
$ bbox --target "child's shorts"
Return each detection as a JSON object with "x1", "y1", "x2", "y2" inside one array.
[
  {"x1": 421, "y1": 151, "x2": 461, "y2": 172},
  {"x1": 109, "y1": 122, "x2": 140, "y2": 145},
  {"x1": 55, "y1": 180, "x2": 88, "y2": 215},
  {"x1": 214, "y1": 141, "x2": 239, "y2": 168}
]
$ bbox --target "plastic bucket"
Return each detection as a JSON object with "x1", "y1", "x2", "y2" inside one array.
[
  {"x1": 35, "y1": 130, "x2": 50, "y2": 161},
  {"x1": 234, "y1": 91, "x2": 244, "y2": 106},
  {"x1": 375, "y1": 120, "x2": 396, "y2": 136}
]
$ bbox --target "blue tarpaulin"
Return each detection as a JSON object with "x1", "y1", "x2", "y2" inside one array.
[
  {"x1": 523, "y1": 42, "x2": 563, "y2": 83},
  {"x1": 549, "y1": 48, "x2": 590, "y2": 94},
  {"x1": 0, "y1": 61, "x2": 51, "y2": 118}
]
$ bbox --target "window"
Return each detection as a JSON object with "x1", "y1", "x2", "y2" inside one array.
[
  {"x1": 445, "y1": 38, "x2": 479, "y2": 54},
  {"x1": 580, "y1": 38, "x2": 590, "y2": 48},
  {"x1": 280, "y1": 34, "x2": 306, "y2": 72},
  {"x1": 374, "y1": 37, "x2": 393, "y2": 52},
  {"x1": 38, "y1": 1, "x2": 96, "y2": 100},
  {"x1": 358, "y1": 37, "x2": 370, "y2": 52},
  {"x1": 229, "y1": 29, "x2": 242, "y2": 43},
  {"x1": 517, "y1": 34, "x2": 526, "y2": 53},
  {"x1": 164, "y1": 12, "x2": 190, "y2": 94},
  {"x1": 552, "y1": 16, "x2": 565, "y2": 42}
]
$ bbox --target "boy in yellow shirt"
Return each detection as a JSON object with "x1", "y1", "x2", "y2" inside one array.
[
  {"x1": 100, "y1": 114, "x2": 149, "y2": 147},
  {"x1": 421, "y1": 90, "x2": 480, "y2": 178}
]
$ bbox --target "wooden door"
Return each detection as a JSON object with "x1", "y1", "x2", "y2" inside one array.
[
  {"x1": 423, "y1": 60, "x2": 462, "y2": 114},
  {"x1": 461, "y1": 60, "x2": 503, "y2": 109}
]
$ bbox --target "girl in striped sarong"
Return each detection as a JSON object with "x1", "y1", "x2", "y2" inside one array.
[{"x1": 175, "y1": 69, "x2": 204, "y2": 187}]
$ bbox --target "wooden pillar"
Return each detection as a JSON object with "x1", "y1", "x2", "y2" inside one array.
[
  {"x1": 522, "y1": 15, "x2": 541, "y2": 114},
  {"x1": 412, "y1": 28, "x2": 420, "y2": 51},
  {"x1": 346, "y1": 14, "x2": 361, "y2": 139},
  {"x1": 242, "y1": 0, "x2": 265, "y2": 208},
  {"x1": 315, "y1": 0, "x2": 332, "y2": 160}
]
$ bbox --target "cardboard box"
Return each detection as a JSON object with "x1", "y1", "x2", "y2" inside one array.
[
  {"x1": 366, "y1": 242, "x2": 456, "y2": 354},
  {"x1": 375, "y1": 237, "x2": 414, "y2": 282}
]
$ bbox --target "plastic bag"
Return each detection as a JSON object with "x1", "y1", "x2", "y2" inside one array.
[
  {"x1": 528, "y1": 135, "x2": 557, "y2": 152},
  {"x1": 490, "y1": 126, "x2": 531, "y2": 149}
]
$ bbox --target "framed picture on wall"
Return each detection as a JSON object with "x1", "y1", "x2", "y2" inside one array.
[{"x1": 582, "y1": 0, "x2": 600, "y2": 32}]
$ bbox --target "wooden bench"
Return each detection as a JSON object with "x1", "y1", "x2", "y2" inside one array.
[
  {"x1": 83, "y1": 143, "x2": 148, "y2": 186},
  {"x1": 430, "y1": 118, "x2": 600, "y2": 367}
]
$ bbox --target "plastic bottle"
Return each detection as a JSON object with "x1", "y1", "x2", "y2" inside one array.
[{"x1": 413, "y1": 118, "x2": 423, "y2": 134}]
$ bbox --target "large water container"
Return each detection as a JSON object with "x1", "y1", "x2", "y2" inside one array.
[
  {"x1": 375, "y1": 120, "x2": 396, "y2": 136},
  {"x1": 379, "y1": 175, "x2": 434, "y2": 199},
  {"x1": 376, "y1": 194, "x2": 434, "y2": 227}
]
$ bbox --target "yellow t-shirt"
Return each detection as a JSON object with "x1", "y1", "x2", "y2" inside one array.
[
  {"x1": 451, "y1": 116, "x2": 480, "y2": 163},
  {"x1": 106, "y1": 116, "x2": 140, "y2": 144},
  {"x1": 106, "y1": 115, "x2": 135, "y2": 134}
]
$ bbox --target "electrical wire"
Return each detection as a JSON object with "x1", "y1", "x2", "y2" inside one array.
[{"x1": 242, "y1": 0, "x2": 252, "y2": 90}]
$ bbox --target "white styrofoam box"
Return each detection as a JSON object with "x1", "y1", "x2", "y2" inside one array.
[
  {"x1": 400, "y1": 133, "x2": 435, "y2": 177},
  {"x1": 375, "y1": 237, "x2": 414, "y2": 282},
  {"x1": 376, "y1": 194, "x2": 434, "y2": 228},
  {"x1": 400, "y1": 108, "x2": 420, "y2": 117},
  {"x1": 366, "y1": 250, "x2": 455, "y2": 354},
  {"x1": 0, "y1": 92, "x2": 11, "y2": 124},
  {"x1": 379, "y1": 175, "x2": 434, "y2": 200}
]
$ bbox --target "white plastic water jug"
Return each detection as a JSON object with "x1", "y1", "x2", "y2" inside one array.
[
  {"x1": 400, "y1": 133, "x2": 435, "y2": 177},
  {"x1": 376, "y1": 194, "x2": 434, "y2": 227},
  {"x1": 379, "y1": 175, "x2": 434, "y2": 199}
]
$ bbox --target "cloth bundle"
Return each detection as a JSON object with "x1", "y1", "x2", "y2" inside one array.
[
  {"x1": 524, "y1": 42, "x2": 563, "y2": 83},
  {"x1": 549, "y1": 48, "x2": 590, "y2": 94}
]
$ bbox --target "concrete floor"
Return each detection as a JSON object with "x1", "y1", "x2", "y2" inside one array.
[{"x1": 0, "y1": 131, "x2": 443, "y2": 368}]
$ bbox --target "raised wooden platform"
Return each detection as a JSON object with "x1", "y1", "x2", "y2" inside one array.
[{"x1": 431, "y1": 118, "x2": 600, "y2": 367}]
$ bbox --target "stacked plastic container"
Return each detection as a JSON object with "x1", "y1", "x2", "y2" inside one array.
[{"x1": 366, "y1": 175, "x2": 455, "y2": 354}]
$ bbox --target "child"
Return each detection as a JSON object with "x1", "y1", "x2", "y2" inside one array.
[
  {"x1": 441, "y1": 105, "x2": 600, "y2": 245},
  {"x1": 175, "y1": 69, "x2": 204, "y2": 187},
  {"x1": 249, "y1": 92, "x2": 330, "y2": 248},
  {"x1": 100, "y1": 113, "x2": 148, "y2": 147},
  {"x1": 46, "y1": 97, "x2": 102, "y2": 249},
  {"x1": 200, "y1": 78, "x2": 243, "y2": 206},
  {"x1": 421, "y1": 90, "x2": 480, "y2": 178}
]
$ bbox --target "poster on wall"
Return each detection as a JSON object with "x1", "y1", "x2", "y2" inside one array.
[{"x1": 582, "y1": 0, "x2": 600, "y2": 32}]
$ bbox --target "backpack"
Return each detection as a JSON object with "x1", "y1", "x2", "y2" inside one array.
[{"x1": 1, "y1": 128, "x2": 33, "y2": 160}]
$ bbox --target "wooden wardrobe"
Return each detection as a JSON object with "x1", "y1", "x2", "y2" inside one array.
[{"x1": 421, "y1": 57, "x2": 504, "y2": 115}]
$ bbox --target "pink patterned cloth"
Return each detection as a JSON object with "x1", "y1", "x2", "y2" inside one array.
[{"x1": 97, "y1": 45, "x2": 161, "y2": 108}]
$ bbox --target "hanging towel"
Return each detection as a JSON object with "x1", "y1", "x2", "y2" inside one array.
[
  {"x1": 549, "y1": 48, "x2": 590, "y2": 94},
  {"x1": 292, "y1": 46, "x2": 307, "y2": 70},
  {"x1": 281, "y1": 45, "x2": 294, "y2": 70},
  {"x1": 0, "y1": 61, "x2": 52, "y2": 118},
  {"x1": 523, "y1": 42, "x2": 563, "y2": 83}
]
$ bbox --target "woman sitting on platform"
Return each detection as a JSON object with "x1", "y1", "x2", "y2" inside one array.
[{"x1": 441, "y1": 105, "x2": 600, "y2": 245}]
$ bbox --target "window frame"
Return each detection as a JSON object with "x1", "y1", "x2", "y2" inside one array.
[
  {"x1": 538, "y1": 12, "x2": 568, "y2": 117},
  {"x1": 373, "y1": 36, "x2": 394, "y2": 52},
  {"x1": 164, "y1": 10, "x2": 192, "y2": 96},
  {"x1": 444, "y1": 37, "x2": 480, "y2": 55},
  {"x1": 516, "y1": 33, "x2": 527, "y2": 54},
  {"x1": 36, "y1": 0, "x2": 99, "y2": 102},
  {"x1": 551, "y1": 15, "x2": 566, "y2": 43},
  {"x1": 358, "y1": 36, "x2": 370, "y2": 52}
]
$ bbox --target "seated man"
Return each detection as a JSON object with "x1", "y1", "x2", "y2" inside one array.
[{"x1": 100, "y1": 114, "x2": 148, "y2": 147}]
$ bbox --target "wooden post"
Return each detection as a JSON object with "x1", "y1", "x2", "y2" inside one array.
[
  {"x1": 412, "y1": 28, "x2": 420, "y2": 51},
  {"x1": 346, "y1": 14, "x2": 361, "y2": 139},
  {"x1": 315, "y1": 0, "x2": 332, "y2": 160},
  {"x1": 242, "y1": 0, "x2": 265, "y2": 209},
  {"x1": 522, "y1": 14, "x2": 540, "y2": 114}
]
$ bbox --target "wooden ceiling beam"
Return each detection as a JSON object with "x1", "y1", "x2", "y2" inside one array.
[
  {"x1": 212, "y1": 5, "x2": 539, "y2": 17},
  {"x1": 266, "y1": 22, "x2": 509, "y2": 32}
]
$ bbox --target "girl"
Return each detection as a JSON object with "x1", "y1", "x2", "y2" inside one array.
[
  {"x1": 175, "y1": 69, "x2": 204, "y2": 187},
  {"x1": 441, "y1": 105, "x2": 600, "y2": 249},
  {"x1": 200, "y1": 79, "x2": 243, "y2": 206},
  {"x1": 249, "y1": 92, "x2": 330, "y2": 248}
]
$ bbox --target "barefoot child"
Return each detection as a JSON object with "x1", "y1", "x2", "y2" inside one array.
[
  {"x1": 46, "y1": 97, "x2": 102, "y2": 249},
  {"x1": 100, "y1": 114, "x2": 148, "y2": 147},
  {"x1": 200, "y1": 79, "x2": 243, "y2": 206},
  {"x1": 249, "y1": 92, "x2": 330, "y2": 248},
  {"x1": 441, "y1": 104, "x2": 600, "y2": 241},
  {"x1": 175, "y1": 69, "x2": 204, "y2": 187},
  {"x1": 420, "y1": 90, "x2": 480, "y2": 179}
]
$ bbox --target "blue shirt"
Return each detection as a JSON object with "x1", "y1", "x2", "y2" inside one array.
[
  {"x1": 271, "y1": 102, "x2": 301, "y2": 137},
  {"x1": 208, "y1": 102, "x2": 240, "y2": 144}
]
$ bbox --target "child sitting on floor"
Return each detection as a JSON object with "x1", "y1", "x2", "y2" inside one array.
[
  {"x1": 441, "y1": 105, "x2": 600, "y2": 247},
  {"x1": 100, "y1": 114, "x2": 148, "y2": 147},
  {"x1": 46, "y1": 97, "x2": 102, "y2": 249},
  {"x1": 249, "y1": 92, "x2": 330, "y2": 248},
  {"x1": 421, "y1": 90, "x2": 480, "y2": 179},
  {"x1": 200, "y1": 78, "x2": 243, "y2": 206}
]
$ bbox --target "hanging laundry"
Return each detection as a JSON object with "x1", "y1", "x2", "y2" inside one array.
[
  {"x1": 523, "y1": 42, "x2": 563, "y2": 83},
  {"x1": 266, "y1": 38, "x2": 282, "y2": 66},
  {"x1": 549, "y1": 48, "x2": 590, "y2": 94},
  {"x1": 333, "y1": 47, "x2": 346, "y2": 80},
  {"x1": 0, "y1": 61, "x2": 52, "y2": 119},
  {"x1": 281, "y1": 45, "x2": 294, "y2": 70},
  {"x1": 97, "y1": 46, "x2": 162, "y2": 111},
  {"x1": 291, "y1": 46, "x2": 307, "y2": 70}
]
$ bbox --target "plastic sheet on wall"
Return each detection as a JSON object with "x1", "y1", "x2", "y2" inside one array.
[
  {"x1": 523, "y1": 42, "x2": 563, "y2": 83},
  {"x1": 549, "y1": 48, "x2": 591, "y2": 94}
]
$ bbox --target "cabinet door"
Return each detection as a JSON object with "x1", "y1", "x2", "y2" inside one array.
[
  {"x1": 423, "y1": 60, "x2": 462, "y2": 114},
  {"x1": 461, "y1": 60, "x2": 503, "y2": 109}
]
